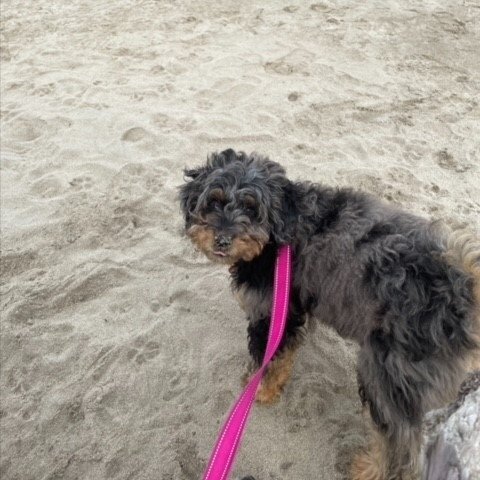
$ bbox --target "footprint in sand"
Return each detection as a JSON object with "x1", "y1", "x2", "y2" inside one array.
[
  {"x1": 69, "y1": 175, "x2": 94, "y2": 191},
  {"x1": 65, "y1": 398, "x2": 85, "y2": 423},
  {"x1": 127, "y1": 337, "x2": 161, "y2": 365},
  {"x1": 6, "y1": 265, "x2": 131, "y2": 324},
  {"x1": 177, "y1": 117, "x2": 197, "y2": 131},
  {"x1": 195, "y1": 99, "x2": 214, "y2": 110},
  {"x1": 310, "y1": 3, "x2": 331, "y2": 12},
  {"x1": 121, "y1": 127, "x2": 150, "y2": 142},
  {"x1": 211, "y1": 389, "x2": 235, "y2": 412},
  {"x1": 264, "y1": 49, "x2": 315, "y2": 76},
  {"x1": 105, "y1": 449, "x2": 130, "y2": 479},
  {"x1": 286, "y1": 378, "x2": 328, "y2": 432},
  {"x1": 435, "y1": 149, "x2": 471, "y2": 173},
  {"x1": 32, "y1": 83, "x2": 56, "y2": 97},
  {"x1": 163, "y1": 370, "x2": 192, "y2": 402},
  {"x1": 0, "y1": 249, "x2": 39, "y2": 281},
  {"x1": 5, "y1": 115, "x2": 47, "y2": 142},
  {"x1": 150, "y1": 113, "x2": 171, "y2": 129},
  {"x1": 433, "y1": 12, "x2": 467, "y2": 35},
  {"x1": 175, "y1": 437, "x2": 203, "y2": 480},
  {"x1": 29, "y1": 175, "x2": 65, "y2": 198},
  {"x1": 107, "y1": 162, "x2": 164, "y2": 209}
]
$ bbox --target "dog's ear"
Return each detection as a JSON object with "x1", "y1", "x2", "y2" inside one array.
[
  {"x1": 184, "y1": 166, "x2": 205, "y2": 179},
  {"x1": 243, "y1": 153, "x2": 294, "y2": 244},
  {"x1": 269, "y1": 180, "x2": 297, "y2": 245},
  {"x1": 219, "y1": 148, "x2": 240, "y2": 164},
  {"x1": 179, "y1": 166, "x2": 209, "y2": 226},
  {"x1": 209, "y1": 149, "x2": 248, "y2": 169}
]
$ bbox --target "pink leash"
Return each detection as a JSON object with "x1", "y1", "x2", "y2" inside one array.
[{"x1": 203, "y1": 245, "x2": 292, "y2": 480}]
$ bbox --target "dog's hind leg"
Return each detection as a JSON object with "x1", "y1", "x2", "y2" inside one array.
[
  {"x1": 353, "y1": 342, "x2": 430, "y2": 480},
  {"x1": 351, "y1": 413, "x2": 389, "y2": 480},
  {"x1": 352, "y1": 372, "x2": 387, "y2": 480},
  {"x1": 351, "y1": 414, "x2": 420, "y2": 480}
]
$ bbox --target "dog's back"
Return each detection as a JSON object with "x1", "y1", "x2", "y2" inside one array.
[{"x1": 353, "y1": 219, "x2": 480, "y2": 480}]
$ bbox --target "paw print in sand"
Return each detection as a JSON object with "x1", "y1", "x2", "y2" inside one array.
[
  {"x1": 69, "y1": 175, "x2": 94, "y2": 191},
  {"x1": 127, "y1": 338, "x2": 161, "y2": 365}
]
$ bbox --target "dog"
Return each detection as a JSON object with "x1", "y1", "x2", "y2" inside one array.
[{"x1": 179, "y1": 149, "x2": 480, "y2": 480}]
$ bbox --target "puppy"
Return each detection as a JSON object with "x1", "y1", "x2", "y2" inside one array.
[{"x1": 179, "y1": 149, "x2": 480, "y2": 480}]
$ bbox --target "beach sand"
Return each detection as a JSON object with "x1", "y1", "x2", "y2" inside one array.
[{"x1": 1, "y1": 1, "x2": 479, "y2": 479}]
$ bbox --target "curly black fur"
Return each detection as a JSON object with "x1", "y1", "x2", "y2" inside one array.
[{"x1": 179, "y1": 149, "x2": 480, "y2": 479}]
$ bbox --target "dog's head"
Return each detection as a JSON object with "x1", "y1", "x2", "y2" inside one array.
[{"x1": 179, "y1": 149, "x2": 292, "y2": 264}]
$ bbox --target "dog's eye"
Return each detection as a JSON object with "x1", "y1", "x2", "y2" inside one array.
[
  {"x1": 208, "y1": 199, "x2": 223, "y2": 210},
  {"x1": 244, "y1": 204, "x2": 258, "y2": 218},
  {"x1": 243, "y1": 196, "x2": 257, "y2": 217}
]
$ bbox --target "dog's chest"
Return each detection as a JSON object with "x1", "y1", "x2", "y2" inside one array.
[{"x1": 233, "y1": 283, "x2": 272, "y2": 320}]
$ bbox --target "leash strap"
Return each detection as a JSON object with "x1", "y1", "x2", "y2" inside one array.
[{"x1": 203, "y1": 245, "x2": 292, "y2": 480}]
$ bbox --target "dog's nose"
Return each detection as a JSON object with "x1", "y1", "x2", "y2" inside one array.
[{"x1": 215, "y1": 234, "x2": 232, "y2": 249}]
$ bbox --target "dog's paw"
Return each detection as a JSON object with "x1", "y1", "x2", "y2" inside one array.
[
  {"x1": 240, "y1": 365, "x2": 281, "y2": 405},
  {"x1": 242, "y1": 349, "x2": 297, "y2": 405},
  {"x1": 255, "y1": 382, "x2": 282, "y2": 405}
]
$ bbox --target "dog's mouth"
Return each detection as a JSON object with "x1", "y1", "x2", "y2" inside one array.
[{"x1": 210, "y1": 249, "x2": 233, "y2": 264}]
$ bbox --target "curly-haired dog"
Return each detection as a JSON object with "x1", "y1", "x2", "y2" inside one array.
[{"x1": 179, "y1": 149, "x2": 480, "y2": 480}]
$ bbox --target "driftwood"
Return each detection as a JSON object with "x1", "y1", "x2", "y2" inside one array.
[{"x1": 423, "y1": 371, "x2": 480, "y2": 480}]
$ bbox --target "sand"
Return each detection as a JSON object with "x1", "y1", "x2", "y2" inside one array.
[{"x1": 1, "y1": 1, "x2": 479, "y2": 479}]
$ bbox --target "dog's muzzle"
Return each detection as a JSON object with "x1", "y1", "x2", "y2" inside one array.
[{"x1": 214, "y1": 234, "x2": 232, "y2": 250}]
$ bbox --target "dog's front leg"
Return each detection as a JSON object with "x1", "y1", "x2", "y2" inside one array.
[{"x1": 246, "y1": 314, "x2": 304, "y2": 405}]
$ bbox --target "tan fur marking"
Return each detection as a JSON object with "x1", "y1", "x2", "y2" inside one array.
[
  {"x1": 256, "y1": 347, "x2": 297, "y2": 404},
  {"x1": 351, "y1": 432, "x2": 387, "y2": 480},
  {"x1": 352, "y1": 408, "x2": 421, "y2": 480},
  {"x1": 186, "y1": 225, "x2": 215, "y2": 255},
  {"x1": 351, "y1": 409, "x2": 389, "y2": 480},
  {"x1": 351, "y1": 452, "x2": 383, "y2": 480},
  {"x1": 351, "y1": 441, "x2": 419, "y2": 479},
  {"x1": 230, "y1": 235, "x2": 267, "y2": 262}
]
